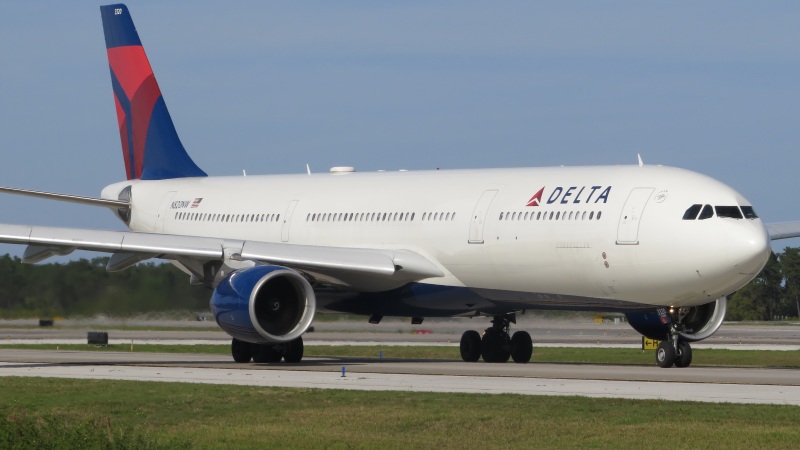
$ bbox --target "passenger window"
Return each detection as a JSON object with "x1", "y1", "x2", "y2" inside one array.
[
  {"x1": 741, "y1": 206, "x2": 758, "y2": 219},
  {"x1": 683, "y1": 204, "x2": 702, "y2": 220},
  {"x1": 698, "y1": 205, "x2": 713, "y2": 220},
  {"x1": 715, "y1": 206, "x2": 743, "y2": 219}
]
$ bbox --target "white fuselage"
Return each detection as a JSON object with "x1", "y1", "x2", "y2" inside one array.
[{"x1": 102, "y1": 164, "x2": 771, "y2": 311}]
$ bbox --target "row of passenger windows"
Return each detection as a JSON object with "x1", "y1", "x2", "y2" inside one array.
[
  {"x1": 175, "y1": 211, "x2": 281, "y2": 223},
  {"x1": 306, "y1": 212, "x2": 457, "y2": 222},
  {"x1": 500, "y1": 210, "x2": 603, "y2": 221},
  {"x1": 682, "y1": 204, "x2": 758, "y2": 221}
]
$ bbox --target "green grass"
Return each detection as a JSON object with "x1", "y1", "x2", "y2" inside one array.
[
  {"x1": 2, "y1": 344, "x2": 799, "y2": 367},
  {"x1": 0, "y1": 413, "x2": 189, "y2": 449},
  {"x1": 0, "y1": 377, "x2": 798, "y2": 449}
]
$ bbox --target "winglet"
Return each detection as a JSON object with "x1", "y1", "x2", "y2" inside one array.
[{"x1": 100, "y1": 4, "x2": 207, "y2": 180}]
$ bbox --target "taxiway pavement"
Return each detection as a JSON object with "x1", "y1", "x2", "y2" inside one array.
[{"x1": 0, "y1": 349, "x2": 798, "y2": 405}]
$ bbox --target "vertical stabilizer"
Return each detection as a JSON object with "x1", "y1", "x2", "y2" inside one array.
[{"x1": 100, "y1": 4, "x2": 207, "y2": 180}]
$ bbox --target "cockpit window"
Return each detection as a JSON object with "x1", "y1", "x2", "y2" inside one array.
[
  {"x1": 698, "y1": 204, "x2": 714, "y2": 220},
  {"x1": 741, "y1": 206, "x2": 758, "y2": 219},
  {"x1": 715, "y1": 206, "x2": 743, "y2": 219},
  {"x1": 682, "y1": 204, "x2": 702, "y2": 220}
]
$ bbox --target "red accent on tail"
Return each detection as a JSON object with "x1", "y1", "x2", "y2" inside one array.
[
  {"x1": 113, "y1": 93, "x2": 132, "y2": 179},
  {"x1": 108, "y1": 46, "x2": 162, "y2": 179},
  {"x1": 107, "y1": 46, "x2": 153, "y2": 100},
  {"x1": 130, "y1": 76, "x2": 162, "y2": 179}
]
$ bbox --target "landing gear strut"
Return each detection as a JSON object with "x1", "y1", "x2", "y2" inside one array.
[
  {"x1": 655, "y1": 307, "x2": 694, "y2": 368},
  {"x1": 459, "y1": 314, "x2": 532, "y2": 363},
  {"x1": 230, "y1": 337, "x2": 305, "y2": 363}
]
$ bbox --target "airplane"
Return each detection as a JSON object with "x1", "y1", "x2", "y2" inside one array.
[{"x1": 2, "y1": 3, "x2": 799, "y2": 368}]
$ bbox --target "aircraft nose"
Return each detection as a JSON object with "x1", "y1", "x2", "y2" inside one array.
[{"x1": 727, "y1": 221, "x2": 771, "y2": 275}]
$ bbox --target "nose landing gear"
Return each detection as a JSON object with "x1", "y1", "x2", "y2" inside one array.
[
  {"x1": 656, "y1": 339, "x2": 693, "y2": 368},
  {"x1": 460, "y1": 314, "x2": 532, "y2": 363},
  {"x1": 656, "y1": 308, "x2": 695, "y2": 368}
]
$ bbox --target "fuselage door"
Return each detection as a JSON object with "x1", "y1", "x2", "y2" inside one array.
[
  {"x1": 616, "y1": 187, "x2": 654, "y2": 245},
  {"x1": 155, "y1": 191, "x2": 177, "y2": 233},
  {"x1": 281, "y1": 200, "x2": 299, "y2": 242},
  {"x1": 468, "y1": 189, "x2": 499, "y2": 244}
]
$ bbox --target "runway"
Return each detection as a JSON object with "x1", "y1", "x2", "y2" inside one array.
[{"x1": 1, "y1": 349, "x2": 798, "y2": 405}]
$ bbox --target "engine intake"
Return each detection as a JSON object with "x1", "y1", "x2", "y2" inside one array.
[
  {"x1": 625, "y1": 297, "x2": 727, "y2": 342},
  {"x1": 211, "y1": 265, "x2": 316, "y2": 343}
]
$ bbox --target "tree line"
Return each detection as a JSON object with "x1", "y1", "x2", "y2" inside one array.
[
  {"x1": 0, "y1": 255, "x2": 209, "y2": 318},
  {"x1": 728, "y1": 247, "x2": 800, "y2": 321},
  {"x1": 0, "y1": 249, "x2": 798, "y2": 320}
]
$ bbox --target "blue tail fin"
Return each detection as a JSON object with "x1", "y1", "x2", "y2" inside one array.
[{"x1": 100, "y1": 4, "x2": 207, "y2": 180}]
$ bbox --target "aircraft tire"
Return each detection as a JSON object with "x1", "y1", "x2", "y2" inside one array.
[
  {"x1": 656, "y1": 341, "x2": 676, "y2": 368},
  {"x1": 510, "y1": 331, "x2": 533, "y2": 363},
  {"x1": 460, "y1": 330, "x2": 482, "y2": 362},
  {"x1": 674, "y1": 341, "x2": 693, "y2": 368},
  {"x1": 231, "y1": 338, "x2": 252, "y2": 363},
  {"x1": 481, "y1": 328, "x2": 511, "y2": 363},
  {"x1": 253, "y1": 344, "x2": 282, "y2": 363},
  {"x1": 284, "y1": 336, "x2": 304, "y2": 363}
]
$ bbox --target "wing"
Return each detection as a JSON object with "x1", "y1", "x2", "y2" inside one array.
[
  {"x1": 0, "y1": 224, "x2": 444, "y2": 291},
  {"x1": 765, "y1": 222, "x2": 800, "y2": 241}
]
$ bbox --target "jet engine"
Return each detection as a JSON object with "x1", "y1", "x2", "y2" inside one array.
[
  {"x1": 625, "y1": 297, "x2": 727, "y2": 342},
  {"x1": 210, "y1": 265, "x2": 316, "y2": 343}
]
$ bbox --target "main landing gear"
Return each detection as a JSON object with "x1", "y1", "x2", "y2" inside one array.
[
  {"x1": 460, "y1": 315, "x2": 533, "y2": 363},
  {"x1": 230, "y1": 336, "x2": 305, "y2": 363}
]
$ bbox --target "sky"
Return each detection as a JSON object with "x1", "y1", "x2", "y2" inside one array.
[{"x1": 1, "y1": 1, "x2": 800, "y2": 259}]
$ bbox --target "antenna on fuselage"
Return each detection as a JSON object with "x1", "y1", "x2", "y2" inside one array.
[
  {"x1": 306, "y1": 164, "x2": 311, "y2": 175},
  {"x1": 637, "y1": 154, "x2": 644, "y2": 167},
  {"x1": 242, "y1": 170, "x2": 247, "y2": 176}
]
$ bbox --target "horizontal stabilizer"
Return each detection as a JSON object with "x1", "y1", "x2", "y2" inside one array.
[
  {"x1": 0, "y1": 186, "x2": 128, "y2": 209},
  {"x1": 766, "y1": 222, "x2": 800, "y2": 241}
]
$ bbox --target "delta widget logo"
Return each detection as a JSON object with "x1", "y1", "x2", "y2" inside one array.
[{"x1": 525, "y1": 185, "x2": 612, "y2": 206}]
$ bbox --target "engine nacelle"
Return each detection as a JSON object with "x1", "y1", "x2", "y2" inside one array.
[
  {"x1": 625, "y1": 297, "x2": 727, "y2": 342},
  {"x1": 210, "y1": 265, "x2": 316, "y2": 344}
]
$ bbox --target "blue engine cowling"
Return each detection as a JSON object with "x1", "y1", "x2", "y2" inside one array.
[
  {"x1": 210, "y1": 265, "x2": 316, "y2": 344},
  {"x1": 625, "y1": 297, "x2": 727, "y2": 342}
]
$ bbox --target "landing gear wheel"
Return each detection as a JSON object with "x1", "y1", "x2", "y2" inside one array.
[
  {"x1": 252, "y1": 344, "x2": 282, "y2": 363},
  {"x1": 510, "y1": 331, "x2": 533, "y2": 363},
  {"x1": 656, "y1": 341, "x2": 676, "y2": 368},
  {"x1": 231, "y1": 338, "x2": 252, "y2": 363},
  {"x1": 460, "y1": 330, "x2": 482, "y2": 362},
  {"x1": 481, "y1": 328, "x2": 511, "y2": 363},
  {"x1": 674, "y1": 341, "x2": 693, "y2": 368},
  {"x1": 284, "y1": 336, "x2": 304, "y2": 363}
]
